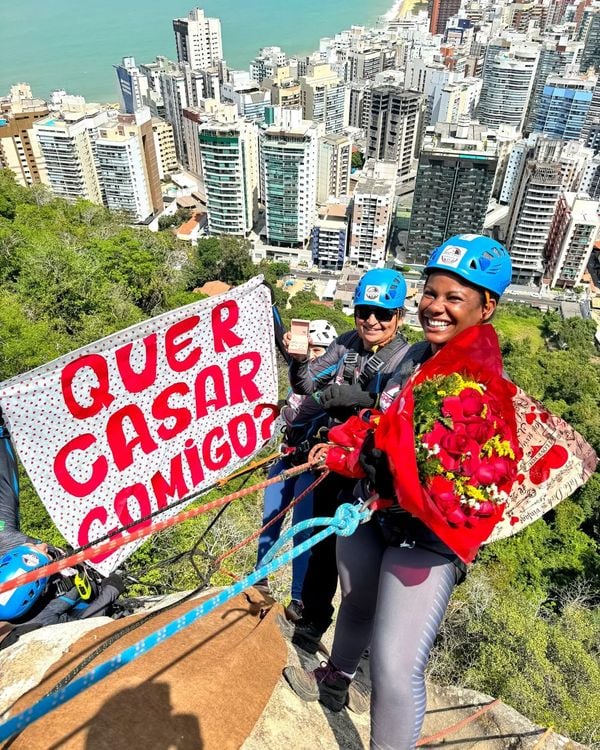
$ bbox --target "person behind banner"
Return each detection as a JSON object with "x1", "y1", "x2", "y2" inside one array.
[
  {"x1": 0, "y1": 422, "x2": 124, "y2": 649},
  {"x1": 255, "y1": 320, "x2": 338, "y2": 621},
  {"x1": 280, "y1": 269, "x2": 410, "y2": 654},
  {"x1": 283, "y1": 235, "x2": 513, "y2": 747}
]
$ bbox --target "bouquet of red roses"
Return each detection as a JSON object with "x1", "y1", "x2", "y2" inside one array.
[
  {"x1": 372, "y1": 325, "x2": 522, "y2": 563},
  {"x1": 411, "y1": 372, "x2": 519, "y2": 528}
]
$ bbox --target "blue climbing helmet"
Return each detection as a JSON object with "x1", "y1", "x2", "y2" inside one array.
[
  {"x1": 0, "y1": 545, "x2": 51, "y2": 621},
  {"x1": 425, "y1": 234, "x2": 512, "y2": 297},
  {"x1": 353, "y1": 268, "x2": 407, "y2": 310}
]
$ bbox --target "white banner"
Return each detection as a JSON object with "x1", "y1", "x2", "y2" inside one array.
[{"x1": 0, "y1": 277, "x2": 278, "y2": 574}]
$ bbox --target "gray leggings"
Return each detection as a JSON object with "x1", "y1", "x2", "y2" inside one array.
[{"x1": 331, "y1": 519, "x2": 457, "y2": 750}]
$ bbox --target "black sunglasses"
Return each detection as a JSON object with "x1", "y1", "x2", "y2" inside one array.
[{"x1": 355, "y1": 305, "x2": 397, "y2": 322}]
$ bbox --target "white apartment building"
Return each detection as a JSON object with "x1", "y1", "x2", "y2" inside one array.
[
  {"x1": 114, "y1": 57, "x2": 150, "y2": 114},
  {"x1": 317, "y1": 133, "x2": 351, "y2": 204},
  {"x1": 477, "y1": 39, "x2": 539, "y2": 130},
  {"x1": 173, "y1": 8, "x2": 223, "y2": 70},
  {"x1": 96, "y1": 130, "x2": 152, "y2": 221},
  {"x1": 437, "y1": 77, "x2": 482, "y2": 124},
  {"x1": 95, "y1": 109, "x2": 163, "y2": 221},
  {"x1": 259, "y1": 112, "x2": 319, "y2": 247},
  {"x1": 33, "y1": 105, "x2": 110, "y2": 203},
  {"x1": 505, "y1": 159, "x2": 563, "y2": 285},
  {"x1": 250, "y1": 47, "x2": 287, "y2": 83},
  {"x1": 348, "y1": 159, "x2": 396, "y2": 268},
  {"x1": 546, "y1": 192, "x2": 600, "y2": 287},
  {"x1": 311, "y1": 204, "x2": 349, "y2": 269},
  {"x1": 300, "y1": 63, "x2": 349, "y2": 134},
  {"x1": 199, "y1": 118, "x2": 259, "y2": 236}
]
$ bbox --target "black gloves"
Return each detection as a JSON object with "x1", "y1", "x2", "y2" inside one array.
[
  {"x1": 102, "y1": 572, "x2": 126, "y2": 595},
  {"x1": 359, "y1": 432, "x2": 396, "y2": 499},
  {"x1": 317, "y1": 383, "x2": 376, "y2": 421}
]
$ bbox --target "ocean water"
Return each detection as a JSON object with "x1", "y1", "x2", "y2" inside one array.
[{"x1": 0, "y1": 0, "x2": 393, "y2": 103}]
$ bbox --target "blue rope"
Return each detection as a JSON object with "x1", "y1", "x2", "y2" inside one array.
[{"x1": 0, "y1": 502, "x2": 369, "y2": 743}]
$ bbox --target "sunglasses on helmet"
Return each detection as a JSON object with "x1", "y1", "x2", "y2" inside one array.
[{"x1": 355, "y1": 305, "x2": 397, "y2": 322}]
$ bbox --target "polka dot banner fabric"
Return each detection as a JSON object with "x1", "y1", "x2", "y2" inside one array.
[{"x1": 0, "y1": 277, "x2": 279, "y2": 575}]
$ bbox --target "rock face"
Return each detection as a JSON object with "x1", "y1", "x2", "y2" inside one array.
[{"x1": 0, "y1": 591, "x2": 590, "y2": 750}]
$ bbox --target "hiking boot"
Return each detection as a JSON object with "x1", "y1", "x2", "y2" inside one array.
[
  {"x1": 285, "y1": 599, "x2": 304, "y2": 622},
  {"x1": 347, "y1": 678, "x2": 370, "y2": 714},
  {"x1": 283, "y1": 661, "x2": 351, "y2": 712},
  {"x1": 276, "y1": 614, "x2": 325, "y2": 654}
]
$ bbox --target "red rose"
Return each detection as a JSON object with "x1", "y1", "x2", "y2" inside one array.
[
  {"x1": 442, "y1": 388, "x2": 485, "y2": 423},
  {"x1": 474, "y1": 455, "x2": 514, "y2": 485},
  {"x1": 461, "y1": 416, "x2": 496, "y2": 444},
  {"x1": 438, "y1": 431, "x2": 481, "y2": 473}
]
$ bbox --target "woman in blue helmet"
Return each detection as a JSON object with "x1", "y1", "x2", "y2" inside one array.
[
  {"x1": 284, "y1": 235, "x2": 513, "y2": 748},
  {"x1": 0, "y1": 421, "x2": 124, "y2": 647},
  {"x1": 280, "y1": 268, "x2": 410, "y2": 657}
]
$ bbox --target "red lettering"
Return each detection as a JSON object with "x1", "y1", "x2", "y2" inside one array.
[
  {"x1": 150, "y1": 453, "x2": 189, "y2": 511},
  {"x1": 254, "y1": 403, "x2": 278, "y2": 442},
  {"x1": 60, "y1": 354, "x2": 114, "y2": 419},
  {"x1": 115, "y1": 334, "x2": 158, "y2": 393},
  {"x1": 77, "y1": 506, "x2": 116, "y2": 564},
  {"x1": 201, "y1": 426, "x2": 231, "y2": 471},
  {"x1": 194, "y1": 365, "x2": 228, "y2": 418},
  {"x1": 106, "y1": 404, "x2": 158, "y2": 471},
  {"x1": 228, "y1": 352, "x2": 262, "y2": 404},
  {"x1": 53, "y1": 434, "x2": 108, "y2": 497},
  {"x1": 165, "y1": 316, "x2": 201, "y2": 373},
  {"x1": 152, "y1": 382, "x2": 192, "y2": 440},
  {"x1": 211, "y1": 300, "x2": 243, "y2": 353},
  {"x1": 113, "y1": 483, "x2": 152, "y2": 532},
  {"x1": 227, "y1": 413, "x2": 257, "y2": 459},
  {"x1": 184, "y1": 438, "x2": 205, "y2": 486}
]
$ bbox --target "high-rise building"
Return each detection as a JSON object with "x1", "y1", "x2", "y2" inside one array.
[
  {"x1": 261, "y1": 67, "x2": 301, "y2": 109},
  {"x1": 477, "y1": 39, "x2": 539, "y2": 130},
  {"x1": 437, "y1": 78, "x2": 482, "y2": 124},
  {"x1": 182, "y1": 100, "x2": 238, "y2": 178},
  {"x1": 348, "y1": 159, "x2": 396, "y2": 268},
  {"x1": 524, "y1": 40, "x2": 581, "y2": 132},
  {"x1": 407, "y1": 120, "x2": 499, "y2": 263},
  {"x1": 580, "y1": 10, "x2": 600, "y2": 72},
  {"x1": 533, "y1": 72, "x2": 596, "y2": 141},
  {"x1": 151, "y1": 119, "x2": 178, "y2": 178},
  {"x1": 250, "y1": 47, "x2": 287, "y2": 83},
  {"x1": 33, "y1": 103, "x2": 109, "y2": 203},
  {"x1": 365, "y1": 86, "x2": 423, "y2": 188},
  {"x1": 0, "y1": 84, "x2": 49, "y2": 186},
  {"x1": 300, "y1": 63, "x2": 349, "y2": 134},
  {"x1": 173, "y1": 8, "x2": 223, "y2": 70},
  {"x1": 199, "y1": 118, "x2": 259, "y2": 236},
  {"x1": 429, "y1": 0, "x2": 462, "y2": 36},
  {"x1": 95, "y1": 109, "x2": 163, "y2": 221},
  {"x1": 259, "y1": 112, "x2": 319, "y2": 247},
  {"x1": 317, "y1": 133, "x2": 351, "y2": 204},
  {"x1": 311, "y1": 203, "x2": 349, "y2": 269},
  {"x1": 505, "y1": 158, "x2": 563, "y2": 285},
  {"x1": 159, "y1": 64, "x2": 192, "y2": 164},
  {"x1": 222, "y1": 71, "x2": 271, "y2": 120},
  {"x1": 546, "y1": 191, "x2": 600, "y2": 287},
  {"x1": 114, "y1": 57, "x2": 150, "y2": 114}
]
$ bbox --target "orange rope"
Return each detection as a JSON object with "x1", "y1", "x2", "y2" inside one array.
[
  {"x1": 0, "y1": 461, "x2": 319, "y2": 595},
  {"x1": 416, "y1": 698, "x2": 500, "y2": 746},
  {"x1": 214, "y1": 470, "x2": 330, "y2": 567}
]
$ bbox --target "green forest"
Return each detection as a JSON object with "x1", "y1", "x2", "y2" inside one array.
[{"x1": 0, "y1": 170, "x2": 599, "y2": 746}]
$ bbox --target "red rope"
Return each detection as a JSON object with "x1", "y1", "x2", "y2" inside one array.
[
  {"x1": 416, "y1": 698, "x2": 500, "y2": 746},
  {"x1": 0, "y1": 461, "x2": 318, "y2": 596},
  {"x1": 214, "y1": 470, "x2": 330, "y2": 567}
]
